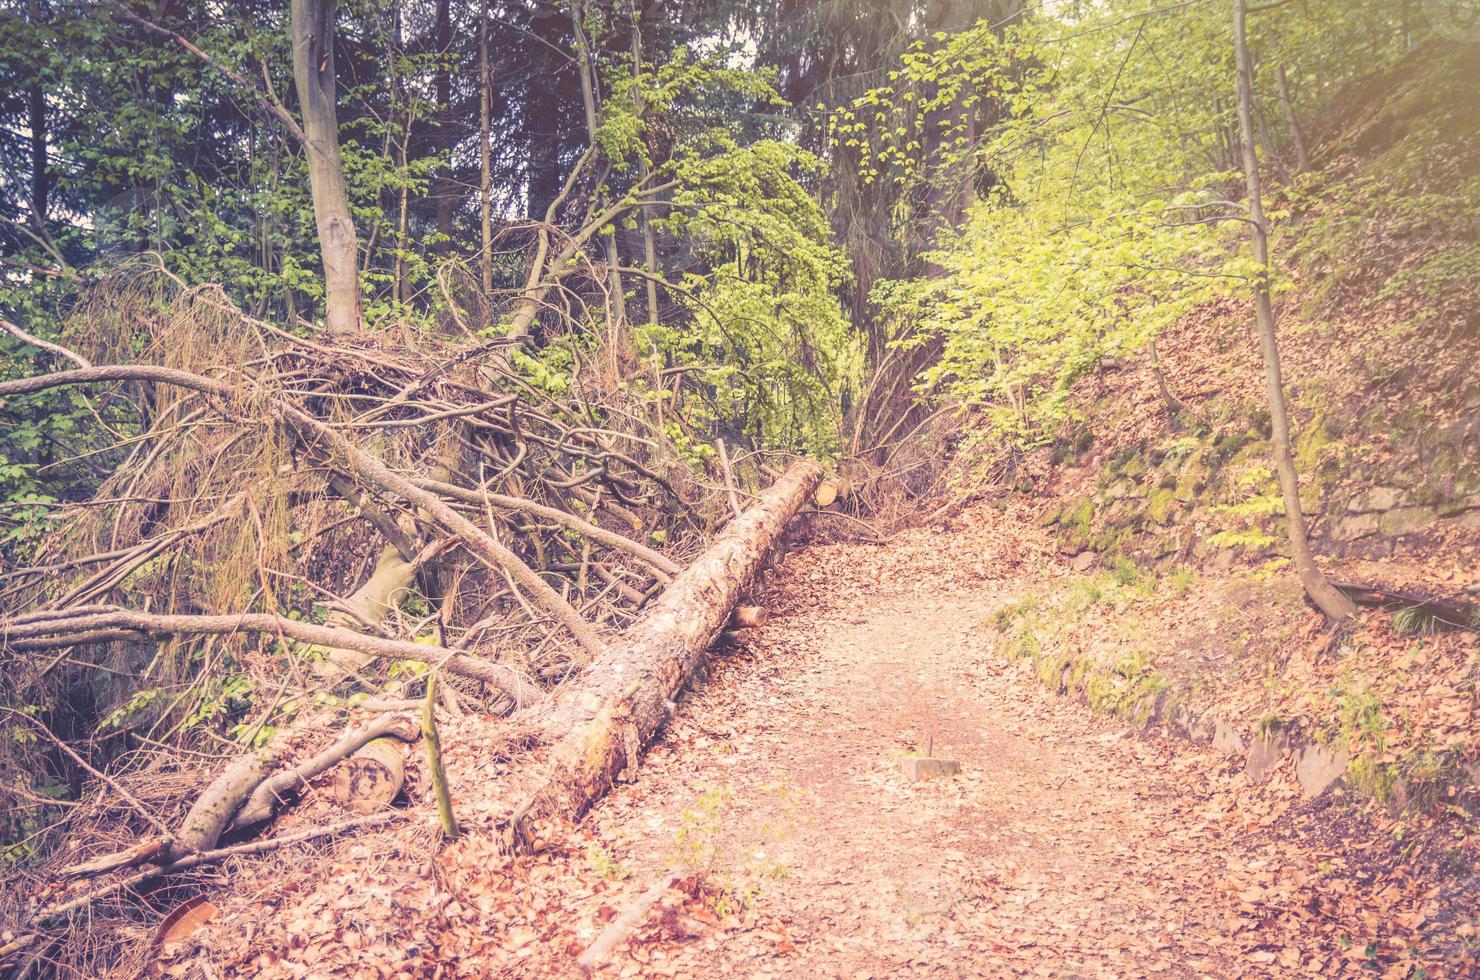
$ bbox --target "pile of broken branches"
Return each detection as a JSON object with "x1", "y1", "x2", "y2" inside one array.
[{"x1": 0, "y1": 277, "x2": 827, "y2": 973}]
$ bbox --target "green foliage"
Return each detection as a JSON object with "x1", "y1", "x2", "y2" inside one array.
[
  {"x1": 1207, "y1": 528, "x2": 1277, "y2": 551},
  {"x1": 1392, "y1": 607, "x2": 1439, "y2": 638},
  {"x1": 1110, "y1": 556, "x2": 1142, "y2": 588},
  {"x1": 829, "y1": 0, "x2": 1425, "y2": 446},
  {"x1": 992, "y1": 595, "x2": 1038, "y2": 631},
  {"x1": 652, "y1": 135, "x2": 861, "y2": 454},
  {"x1": 1064, "y1": 578, "x2": 1104, "y2": 617}
]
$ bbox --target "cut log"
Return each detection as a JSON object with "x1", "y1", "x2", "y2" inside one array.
[
  {"x1": 514, "y1": 460, "x2": 822, "y2": 827},
  {"x1": 813, "y1": 481, "x2": 838, "y2": 508},
  {"x1": 330, "y1": 736, "x2": 408, "y2": 814},
  {"x1": 729, "y1": 606, "x2": 768, "y2": 629},
  {"x1": 235, "y1": 714, "x2": 417, "y2": 826}
]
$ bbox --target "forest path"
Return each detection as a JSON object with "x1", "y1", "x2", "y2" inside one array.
[
  {"x1": 570, "y1": 514, "x2": 1355, "y2": 978},
  {"x1": 205, "y1": 505, "x2": 1454, "y2": 978}
]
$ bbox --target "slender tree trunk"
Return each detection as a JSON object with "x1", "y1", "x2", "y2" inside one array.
[
  {"x1": 1232, "y1": 0, "x2": 1354, "y2": 623},
  {"x1": 290, "y1": 0, "x2": 362, "y2": 334},
  {"x1": 1276, "y1": 65, "x2": 1310, "y2": 173},
  {"x1": 479, "y1": 0, "x2": 493, "y2": 297},
  {"x1": 432, "y1": 0, "x2": 455, "y2": 240},
  {"x1": 630, "y1": 0, "x2": 659, "y2": 327},
  {"x1": 1148, "y1": 336, "x2": 1183, "y2": 416},
  {"x1": 26, "y1": 0, "x2": 47, "y2": 225},
  {"x1": 390, "y1": 4, "x2": 410, "y2": 304},
  {"x1": 569, "y1": 0, "x2": 629, "y2": 363},
  {"x1": 28, "y1": 89, "x2": 46, "y2": 223},
  {"x1": 1256, "y1": 97, "x2": 1290, "y2": 183}
]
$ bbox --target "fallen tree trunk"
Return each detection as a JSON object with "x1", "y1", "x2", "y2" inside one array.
[{"x1": 514, "y1": 460, "x2": 822, "y2": 827}]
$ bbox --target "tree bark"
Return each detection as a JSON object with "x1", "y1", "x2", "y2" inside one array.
[
  {"x1": 1232, "y1": 0, "x2": 1354, "y2": 622},
  {"x1": 513, "y1": 461, "x2": 823, "y2": 827},
  {"x1": 479, "y1": 0, "x2": 493, "y2": 297},
  {"x1": 291, "y1": 0, "x2": 362, "y2": 334},
  {"x1": 1276, "y1": 65, "x2": 1310, "y2": 173}
]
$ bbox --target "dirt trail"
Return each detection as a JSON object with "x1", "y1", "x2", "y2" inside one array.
[
  {"x1": 580, "y1": 559, "x2": 1231, "y2": 976},
  {"x1": 204, "y1": 506, "x2": 1467, "y2": 978},
  {"x1": 566, "y1": 514, "x2": 1432, "y2": 978}
]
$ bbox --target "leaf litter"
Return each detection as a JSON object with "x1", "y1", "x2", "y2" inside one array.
[{"x1": 172, "y1": 501, "x2": 1477, "y2": 977}]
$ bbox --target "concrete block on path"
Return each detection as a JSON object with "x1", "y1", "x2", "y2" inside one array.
[
  {"x1": 900, "y1": 756, "x2": 961, "y2": 782},
  {"x1": 1295, "y1": 743, "x2": 1349, "y2": 798}
]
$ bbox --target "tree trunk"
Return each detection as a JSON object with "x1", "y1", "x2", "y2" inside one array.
[
  {"x1": 432, "y1": 0, "x2": 456, "y2": 240},
  {"x1": 569, "y1": 0, "x2": 629, "y2": 362},
  {"x1": 291, "y1": 0, "x2": 362, "y2": 334},
  {"x1": 1148, "y1": 336, "x2": 1183, "y2": 416},
  {"x1": 1276, "y1": 65, "x2": 1310, "y2": 173},
  {"x1": 515, "y1": 461, "x2": 823, "y2": 827},
  {"x1": 628, "y1": 0, "x2": 661, "y2": 327},
  {"x1": 479, "y1": 0, "x2": 493, "y2": 297},
  {"x1": 1232, "y1": 0, "x2": 1354, "y2": 623},
  {"x1": 28, "y1": 83, "x2": 47, "y2": 224},
  {"x1": 26, "y1": 0, "x2": 48, "y2": 225},
  {"x1": 311, "y1": 542, "x2": 419, "y2": 682}
]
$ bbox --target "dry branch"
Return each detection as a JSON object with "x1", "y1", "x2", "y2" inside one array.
[
  {"x1": 0, "y1": 364, "x2": 608, "y2": 657},
  {"x1": 415, "y1": 476, "x2": 680, "y2": 577},
  {"x1": 8, "y1": 811, "x2": 407, "y2": 951},
  {"x1": 2, "y1": 608, "x2": 546, "y2": 708},
  {"x1": 577, "y1": 874, "x2": 680, "y2": 972},
  {"x1": 234, "y1": 713, "x2": 418, "y2": 827}
]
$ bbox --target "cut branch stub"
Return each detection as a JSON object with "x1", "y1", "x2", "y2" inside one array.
[
  {"x1": 729, "y1": 606, "x2": 768, "y2": 629},
  {"x1": 330, "y1": 737, "x2": 409, "y2": 815}
]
